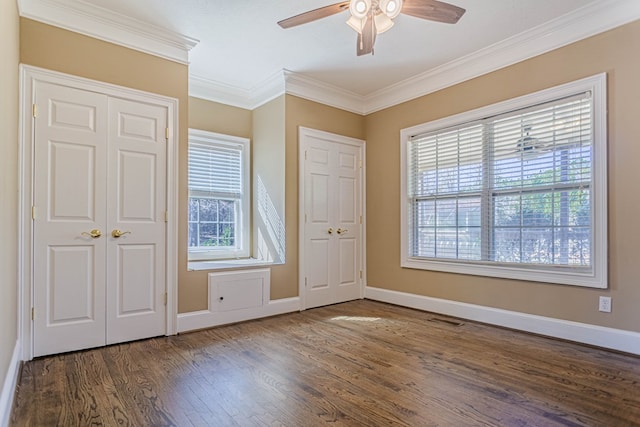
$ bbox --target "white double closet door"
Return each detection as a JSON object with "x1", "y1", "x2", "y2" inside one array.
[{"x1": 32, "y1": 81, "x2": 168, "y2": 357}]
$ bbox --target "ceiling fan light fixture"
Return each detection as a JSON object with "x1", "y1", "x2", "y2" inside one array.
[
  {"x1": 346, "y1": 15, "x2": 365, "y2": 34},
  {"x1": 379, "y1": 0, "x2": 403, "y2": 19},
  {"x1": 373, "y1": 12, "x2": 394, "y2": 34},
  {"x1": 349, "y1": 0, "x2": 371, "y2": 19}
]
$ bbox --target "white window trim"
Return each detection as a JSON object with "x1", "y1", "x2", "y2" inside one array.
[
  {"x1": 188, "y1": 129, "x2": 250, "y2": 261},
  {"x1": 400, "y1": 73, "x2": 608, "y2": 289}
]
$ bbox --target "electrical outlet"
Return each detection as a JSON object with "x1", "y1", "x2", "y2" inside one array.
[{"x1": 598, "y1": 296, "x2": 612, "y2": 313}]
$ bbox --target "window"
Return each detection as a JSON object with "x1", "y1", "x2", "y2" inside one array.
[
  {"x1": 400, "y1": 74, "x2": 607, "y2": 288},
  {"x1": 188, "y1": 129, "x2": 250, "y2": 260}
]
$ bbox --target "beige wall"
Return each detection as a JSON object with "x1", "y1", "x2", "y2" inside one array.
[
  {"x1": 281, "y1": 95, "x2": 366, "y2": 299},
  {"x1": 189, "y1": 97, "x2": 252, "y2": 139},
  {"x1": 253, "y1": 96, "x2": 286, "y2": 265},
  {"x1": 365, "y1": 21, "x2": 640, "y2": 332},
  {"x1": 181, "y1": 97, "x2": 252, "y2": 312},
  {"x1": 0, "y1": 0, "x2": 20, "y2": 392}
]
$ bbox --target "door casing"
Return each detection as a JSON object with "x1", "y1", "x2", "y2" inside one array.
[
  {"x1": 298, "y1": 127, "x2": 366, "y2": 310},
  {"x1": 18, "y1": 65, "x2": 179, "y2": 360}
]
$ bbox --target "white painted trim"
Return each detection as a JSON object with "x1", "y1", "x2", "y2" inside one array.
[
  {"x1": 19, "y1": 65, "x2": 180, "y2": 359},
  {"x1": 365, "y1": 286, "x2": 640, "y2": 356},
  {"x1": 284, "y1": 71, "x2": 365, "y2": 115},
  {"x1": 189, "y1": 71, "x2": 285, "y2": 111},
  {"x1": 166, "y1": 95, "x2": 179, "y2": 336},
  {"x1": 399, "y1": 74, "x2": 608, "y2": 289},
  {"x1": 0, "y1": 341, "x2": 21, "y2": 427},
  {"x1": 298, "y1": 127, "x2": 367, "y2": 310},
  {"x1": 18, "y1": 0, "x2": 198, "y2": 64},
  {"x1": 176, "y1": 297, "x2": 300, "y2": 333}
]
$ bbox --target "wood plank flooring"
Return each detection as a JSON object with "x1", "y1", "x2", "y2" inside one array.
[{"x1": 11, "y1": 300, "x2": 640, "y2": 426}]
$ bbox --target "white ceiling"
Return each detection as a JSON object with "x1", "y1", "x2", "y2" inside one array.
[{"x1": 18, "y1": 0, "x2": 640, "y2": 112}]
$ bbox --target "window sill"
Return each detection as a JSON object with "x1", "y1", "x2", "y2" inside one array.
[
  {"x1": 188, "y1": 258, "x2": 274, "y2": 272},
  {"x1": 401, "y1": 257, "x2": 606, "y2": 289}
]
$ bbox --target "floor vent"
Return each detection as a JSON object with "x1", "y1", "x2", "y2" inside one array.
[{"x1": 428, "y1": 317, "x2": 465, "y2": 327}]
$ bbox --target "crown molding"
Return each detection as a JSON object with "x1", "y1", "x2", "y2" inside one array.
[
  {"x1": 18, "y1": 0, "x2": 198, "y2": 64},
  {"x1": 363, "y1": 0, "x2": 640, "y2": 114},
  {"x1": 189, "y1": 71, "x2": 285, "y2": 110},
  {"x1": 283, "y1": 70, "x2": 365, "y2": 115}
]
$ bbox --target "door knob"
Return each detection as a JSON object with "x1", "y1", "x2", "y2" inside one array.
[
  {"x1": 81, "y1": 229, "x2": 102, "y2": 238},
  {"x1": 337, "y1": 228, "x2": 349, "y2": 235},
  {"x1": 327, "y1": 227, "x2": 333, "y2": 234},
  {"x1": 111, "y1": 229, "x2": 132, "y2": 238}
]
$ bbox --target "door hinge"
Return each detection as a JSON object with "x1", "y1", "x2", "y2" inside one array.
[
  {"x1": 165, "y1": 127, "x2": 170, "y2": 140},
  {"x1": 359, "y1": 215, "x2": 362, "y2": 225},
  {"x1": 164, "y1": 211, "x2": 168, "y2": 223},
  {"x1": 305, "y1": 277, "x2": 308, "y2": 287},
  {"x1": 32, "y1": 206, "x2": 36, "y2": 220},
  {"x1": 31, "y1": 307, "x2": 35, "y2": 320},
  {"x1": 305, "y1": 150, "x2": 307, "y2": 160},
  {"x1": 359, "y1": 270, "x2": 363, "y2": 279},
  {"x1": 305, "y1": 213, "x2": 307, "y2": 223},
  {"x1": 164, "y1": 292, "x2": 168, "y2": 306},
  {"x1": 32, "y1": 104, "x2": 38, "y2": 118},
  {"x1": 359, "y1": 160, "x2": 362, "y2": 169}
]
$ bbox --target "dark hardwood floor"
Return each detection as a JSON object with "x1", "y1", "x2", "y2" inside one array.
[{"x1": 11, "y1": 300, "x2": 640, "y2": 426}]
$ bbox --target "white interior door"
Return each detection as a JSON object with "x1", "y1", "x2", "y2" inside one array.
[
  {"x1": 32, "y1": 82, "x2": 168, "y2": 357},
  {"x1": 301, "y1": 128, "x2": 364, "y2": 310},
  {"x1": 106, "y1": 97, "x2": 167, "y2": 344},
  {"x1": 33, "y1": 82, "x2": 109, "y2": 356}
]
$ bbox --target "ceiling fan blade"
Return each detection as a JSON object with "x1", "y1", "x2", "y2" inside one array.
[
  {"x1": 278, "y1": 1, "x2": 350, "y2": 29},
  {"x1": 401, "y1": 0, "x2": 466, "y2": 24},
  {"x1": 357, "y1": 15, "x2": 376, "y2": 56}
]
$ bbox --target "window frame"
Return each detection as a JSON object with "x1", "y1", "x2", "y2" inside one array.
[
  {"x1": 400, "y1": 74, "x2": 608, "y2": 288},
  {"x1": 188, "y1": 129, "x2": 250, "y2": 261}
]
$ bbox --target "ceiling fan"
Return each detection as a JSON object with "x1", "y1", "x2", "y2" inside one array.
[{"x1": 278, "y1": 0, "x2": 466, "y2": 56}]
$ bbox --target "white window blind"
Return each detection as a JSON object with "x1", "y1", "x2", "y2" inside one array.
[
  {"x1": 401, "y1": 74, "x2": 607, "y2": 288},
  {"x1": 188, "y1": 141, "x2": 243, "y2": 198}
]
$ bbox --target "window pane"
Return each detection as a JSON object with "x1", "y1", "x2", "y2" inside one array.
[
  {"x1": 416, "y1": 229, "x2": 435, "y2": 258},
  {"x1": 218, "y1": 224, "x2": 235, "y2": 246},
  {"x1": 189, "y1": 198, "x2": 199, "y2": 222},
  {"x1": 522, "y1": 193, "x2": 553, "y2": 227},
  {"x1": 552, "y1": 225, "x2": 591, "y2": 265},
  {"x1": 188, "y1": 223, "x2": 198, "y2": 247},
  {"x1": 435, "y1": 228, "x2": 457, "y2": 259},
  {"x1": 458, "y1": 227, "x2": 481, "y2": 260},
  {"x1": 522, "y1": 228, "x2": 553, "y2": 264},
  {"x1": 436, "y1": 200, "x2": 457, "y2": 227},
  {"x1": 199, "y1": 223, "x2": 219, "y2": 246},
  {"x1": 219, "y1": 200, "x2": 235, "y2": 222},
  {"x1": 198, "y1": 198, "x2": 218, "y2": 222},
  {"x1": 458, "y1": 198, "x2": 481, "y2": 227},
  {"x1": 494, "y1": 195, "x2": 520, "y2": 226},
  {"x1": 493, "y1": 228, "x2": 521, "y2": 262}
]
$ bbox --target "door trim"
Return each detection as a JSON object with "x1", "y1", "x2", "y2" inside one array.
[
  {"x1": 18, "y1": 65, "x2": 179, "y2": 360},
  {"x1": 298, "y1": 127, "x2": 366, "y2": 310}
]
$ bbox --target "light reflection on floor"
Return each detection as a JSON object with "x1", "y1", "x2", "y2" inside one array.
[{"x1": 330, "y1": 316, "x2": 381, "y2": 322}]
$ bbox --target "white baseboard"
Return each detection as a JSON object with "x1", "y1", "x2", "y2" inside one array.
[
  {"x1": 0, "y1": 341, "x2": 21, "y2": 427},
  {"x1": 177, "y1": 297, "x2": 300, "y2": 333},
  {"x1": 365, "y1": 286, "x2": 640, "y2": 355}
]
